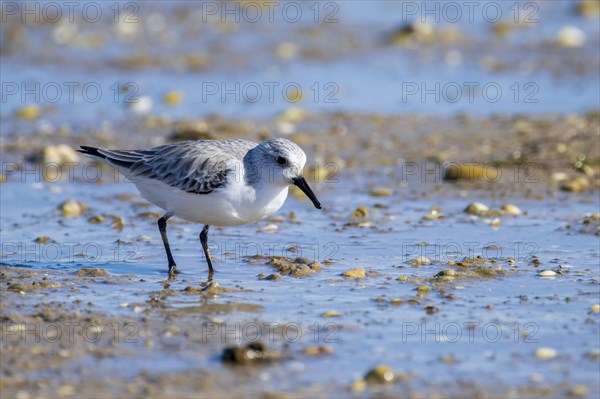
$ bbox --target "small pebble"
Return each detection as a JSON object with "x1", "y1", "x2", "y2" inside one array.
[
  {"x1": 351, "y1": 205, "x2": 370, "y2": 218},
  {"x1": 557, "y1": 25, "x2": 585, "y2": 47},
  {"x1": 261, "y1": 223, "x2": 279, "y2": 232},
  {"x1": 591, "y1": 304, "x2": 600, "y2": 313},
  {"x1": 342, "y1": 268, "x2": 366, "y2": 278},
  {"x1": 88, "y1": 215, "x2": 104, "y2": 224},
  {"x1": 111, "y1": 217, "x2": 125, "y2": 231},
  {"x1": 464, "y1": 202, "x2": 489, "y2": 216},
  {"x1": 416, "y1": 285, "x2": 431, "y2": 294},
  {"x1": 42, "y1": 144, "x2": 79, "y2": 165},
  {"x1": 535, "y1": 347, "x2": 557, "y2": 360},
  {"x1": 585, "y1": 348, "x2": 600, "y2": 361},
  {"x1": 59, "y1": 199, "x2": 87, "y2": 218},
  {"x1": 303, "y1": 345, "x2": 334, "y2": 356},
  {"x1": 501, "y1": 204, "x2": 522, "y2": 215},
  {"x1": 15, "y1": 105, "x2": 40, "y2": 120},
  {"x1": 568, "y1": 385, "x2": 589, "y2": 397},
  {"x1": 364, "y1": 364, "x2": 395, "y2": 384},
  {"x1": 539, "y1": 270, "x2": 557, "y2": 277},
  {"x1": 349, "y1": 379, "x2": 366, "y2": 392},
  {"x1": 370, "y1": 188, "x2": 393, "y2": 197},
  {"x1": 320, "y1": 310, "x2": 341, "y2": 318},
  {"x1": 576, "y1": 0, "x2": 600, "y2": 16},
  {"x1": 163, "y1": 91, "x2": 183, "y2": 106},
  {"x1": 128, "y1": 96, "x2": 153, "y2": 115}
]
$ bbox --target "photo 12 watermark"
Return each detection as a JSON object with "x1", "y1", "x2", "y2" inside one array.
[
  {"x1": 1, "y1": 1, "x2": 140, "y2": 24},
  {"x1": 400, "y1": 1, "x2": 539, "y2": 24},
  {"x1": 1, "y1": 321, "x2": 140, "y2": 344},
  {"x1": 401, "y1": 241, "x2": 539, "y2": 263},
  {"x1": 1, "y1": 1, "x2": 340, "y2": 25},
  {"x1": 401, "y1": 81, "x2": 539, "y2": 105},
  {"x1": 1, "y1": 160, "x2": 341, "y2": 185},
  {"x1": 0, "y1": 240, "x2": 340, "y2": 264}
]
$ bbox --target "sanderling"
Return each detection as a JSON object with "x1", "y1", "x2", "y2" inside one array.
[{"x1": 78, "y1": 138, "x2": 322, "y2": 277}]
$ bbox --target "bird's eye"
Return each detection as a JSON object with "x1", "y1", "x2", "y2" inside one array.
[{"x1": 277, "y1": 156, "x2": 287, "y2": 165}]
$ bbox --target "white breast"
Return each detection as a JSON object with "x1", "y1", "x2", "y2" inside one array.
[{"x1": 133, "y1": 176, "x2": 289, "y2": 226}]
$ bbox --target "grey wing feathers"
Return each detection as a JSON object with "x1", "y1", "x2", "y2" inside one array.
[{"x1": 85, "y1": 140, "x2": 256, "y2": 194}]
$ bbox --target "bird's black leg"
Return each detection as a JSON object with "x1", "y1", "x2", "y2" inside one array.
[
  {"x1": 199, "y1": 225, "x2": 214, "y2": 275},
  {"x1": 158, "y1": 212, "x2": 178, "y2": 276}
]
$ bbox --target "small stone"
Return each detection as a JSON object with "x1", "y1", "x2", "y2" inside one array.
[
  {"x1": 133, "y1": 306, "x2": 143, "y2": 313},
  {"x1": 491, "y1": 22, "x2": 514, "y2": 37},
  {"x1": 440, "y1": 354, "x2": 455, "y2": 364},
  {"x1": 539, "y1": 270, "x2": 557, "y2": 277},
  {"x1": 576, "y1": 0, "x2": 600, "y2": 16},
  {"x1": 276, "y1": 42, "x2": 298, "y2": 60},
  {"x1": 303, "y1": 345, "x2": 334, "y2": 356},
  {"x1": 568, "y1": 385, "x2": 589, "y2": 397},
  {"x1": 222, "y1": 342, "x2": 281, "y2": 365},
  {"x1": 408, "y1": 256, "x2": 432, "y2": 266},
  {"x1": 15, "y1": 105, "x2": 41, "y2": 120},
  {"x1": 59, "y1": 199, "x2": 87, "y2": 217},
  {"x1": 87, "y1": 215, "x2": 104, "y2": 224},
  {"x1": 561, "y1": 177, "x2": 590, "y2": 192},
  {"x1": 443, "y1": 163, "x2": 485, "y2": 181},
  {"x1": 163, "y1": 91, "x2": 183, "y2": 106},
  {"x1": 501, "y1": 204, "x2": 522, "y2": 215},
  {"x1": 111, "y1": 217, "x2": 125, "y2": 230},
  {"x1": 128, "y1": 96, "x2": 153, "y2": 115},
  {"x1": 261, "y1": 223, "x2": 279, "y2": 232},
  {"x1": 342, "y1": 268, "x2": 366, "y2": 278},
  {"x1": 278, "y1": 107, "x2": 307, "y2": 123},
  {"x1": 42, "y1": 144, "x2": 79, "y2": 165},
  {"x1": 585, "y1": 348, "x2": 600, "y2": 361},
  {"x1": 370, "y1": 188, "x2": 393, "y2": 197},
  {"x1": 349, "y1": 379, "x2": 367, "y2": 392},
  {"x1": 591, "y1": 304, "x2": 600, "y2": 313},
  {"x1": 320, "y1": 310, "x2": 341, "y2": 318},
  {"x1": 464, "y1": 202, "x2": 489, "y2": 216},
  {"x1": 425, "y1": 305, "x2": 439, "y2": 314},
  {"x1": 8, "y1": 283, "x2": 26, "y2": 292},
  {"x1": 263, "y1": 274, "x2": 283, "y2": 281},
  {"x1": 557, "y1": 25, "x2": 585, "y2": 47},
  {"x1": 416, "y1": 285, "x2": 431, "y2": 294},
  {"x1": 436, "y1": 269, "x2": 456, "y2": 277},
  {"x1": 57, "y1": 385, "x2": 74, "y2": 396},
  {"x1": 170, "y1": 121, "x2": 212, "y2": 141},
  {"x1": 34, "y1": 236, "x2": 52, "y2": 244},
  {"x1": 364, "y1": 364, "x2": 395, "y2": 384},
  {"x1": 351, "y1": 205, "x2": 370, "y2": 218},
  {"x1": 490, "y1": 218, "x2": 501, "y2": 228},
  {"x1": 76, "y1": 268, "x2": 109, "y2": 277},
  {"x1": 535, "y1": 347, "x2": 557, "y2": 360}
]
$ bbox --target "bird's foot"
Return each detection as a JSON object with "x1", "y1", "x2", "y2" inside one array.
[{"x1": 168, "y1": 265, "x2": 180, "y2": 278}]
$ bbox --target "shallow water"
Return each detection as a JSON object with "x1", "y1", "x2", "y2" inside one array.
[
  {"x1": 2, "y1": 0, "x2": 599, "y2": 125},
  {"x1": 2, "y1": 175, "x2": 599, "y2": 395}
]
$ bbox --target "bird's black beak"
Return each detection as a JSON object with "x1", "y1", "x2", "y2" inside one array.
[{"x1": 293, "y1": 176, "x2": 322, "y2": 209}]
